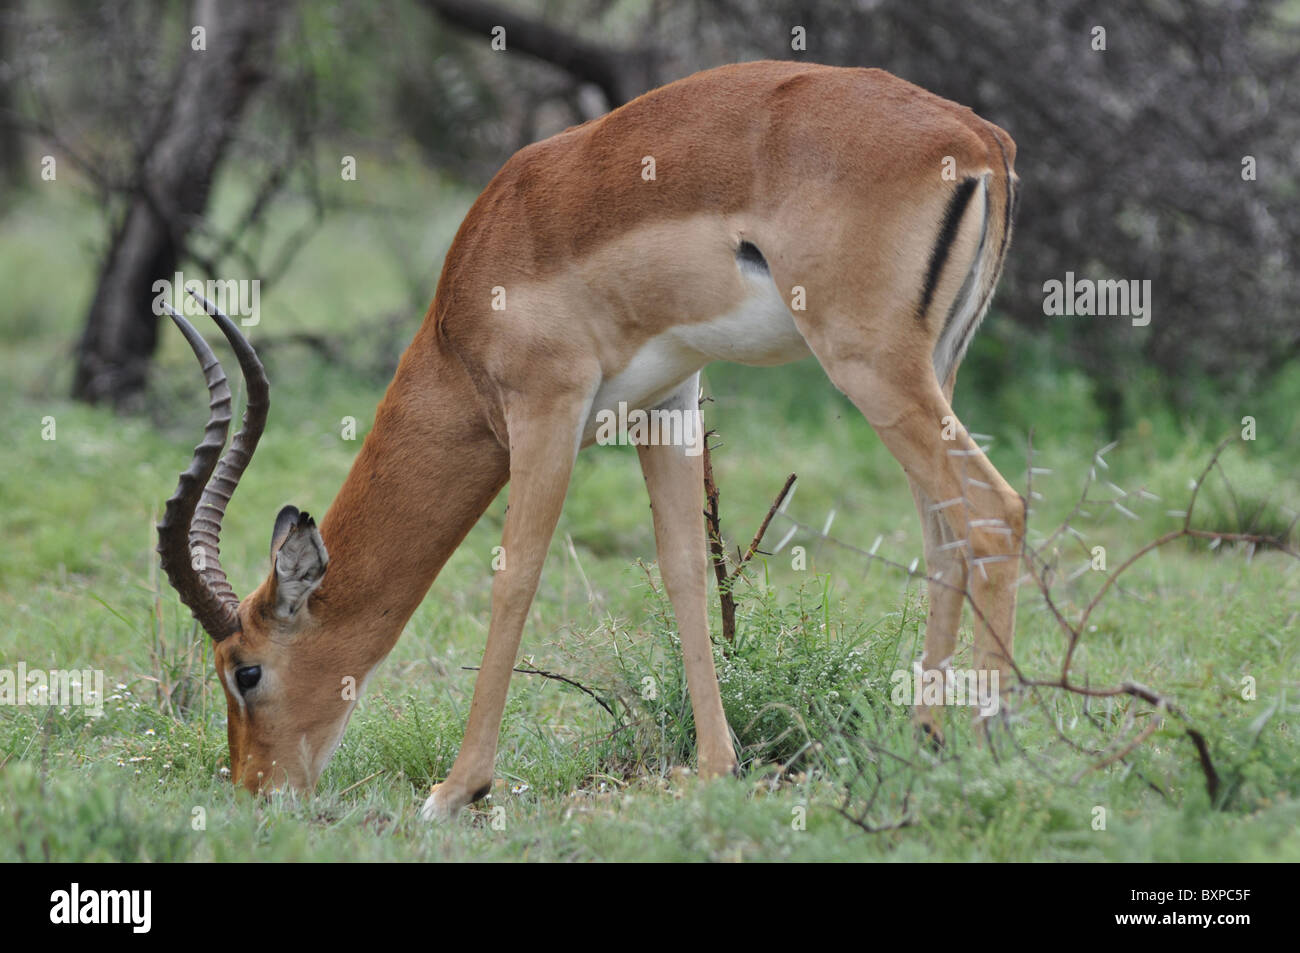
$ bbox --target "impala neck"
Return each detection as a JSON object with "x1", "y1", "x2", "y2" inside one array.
[{"x1": 311, "y1": 326, "x2": 509, "y2": 662}]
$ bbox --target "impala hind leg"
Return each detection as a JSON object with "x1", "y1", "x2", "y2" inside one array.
[
  {"x1": 908, "y1": 373, "x2": 970, "y2": 742},
  {"x1": 813, "y1": 350, "x2": 1023, "y2": 717},
  {"x1": 908, "y1": 476, "x2": 970, "y2": 743},
  {"x1": 422, "y1": 397, "x2": 588, "y2": 820},
  {"x1": 635, "y1": 377, "x2": 738, "y2": 778}
]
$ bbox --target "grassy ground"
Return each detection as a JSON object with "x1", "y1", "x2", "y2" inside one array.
[{"x1": 2, "y1": 166, "x2": 1298, "y2": 861}]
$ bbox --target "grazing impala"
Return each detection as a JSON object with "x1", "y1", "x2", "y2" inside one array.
[{"x1": 157, "y1": 60, "x2": 1022, "y2": 818}]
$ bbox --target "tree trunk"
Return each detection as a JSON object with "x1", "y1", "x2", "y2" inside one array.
[
  {"x1": 0, "y1": 0, "x2": 23, "y2": 194},
  {"x1": 71, "y1": 0, "x2": 283, "y2": 406}
]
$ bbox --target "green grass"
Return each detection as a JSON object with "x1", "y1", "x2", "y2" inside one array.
[{"x1": 1, "y1": 167, "x2": 1298, "y2": 862}]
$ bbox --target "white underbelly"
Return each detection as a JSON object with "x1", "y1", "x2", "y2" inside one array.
[{"x1": 582, "y1": 271, "x2": 810, "y2": 438}]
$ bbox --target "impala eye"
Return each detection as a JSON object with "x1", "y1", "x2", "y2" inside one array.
[{"x1": 235, "y1": 666, "x2": 262, "y2": 692}]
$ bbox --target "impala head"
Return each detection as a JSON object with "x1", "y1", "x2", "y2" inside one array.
[{"x1": 157, "y1": 292, "x2": 354, "y2": 794}]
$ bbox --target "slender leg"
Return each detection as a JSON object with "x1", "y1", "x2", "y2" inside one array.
[
  {"x1": 907, "y1": 374, "x2": 971, "y2": 740},
  {"x1": 422, "y1": 397, "x2": 588, "y2": 819},
  {"x1": 907, "y1": 476, "x2": 969, "y2": 741},
  {"x1": 796, "y1": 337, "x2": 1023, "y2": 704},
  {"x1": 635, "y1": 377, "x2": 738, "y2": 778}
]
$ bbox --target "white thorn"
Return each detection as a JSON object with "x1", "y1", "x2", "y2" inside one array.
[
  {"x1": 1113, "y1": 502, "x2": 1140, "y2": 521},
  {"x1": 821, "y1": 509, "x2": 836, "y2": 536}
]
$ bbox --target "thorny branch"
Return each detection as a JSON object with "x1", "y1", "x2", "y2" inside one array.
[
  {"x1": 713, "y1": 430, "x2": 1293, "y2": 817},
  {"x1": 701, "y1": 422, "x2": 796, "y2": 643}
]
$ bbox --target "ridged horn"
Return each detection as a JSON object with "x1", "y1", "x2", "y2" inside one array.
[{"x1": 156, "y1": 289, "x2": 270, "y2": 640}]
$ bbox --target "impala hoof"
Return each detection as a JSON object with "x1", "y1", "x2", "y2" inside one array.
[{"x1": 419, "y1": 784, "x2": 459, "y2": 822}]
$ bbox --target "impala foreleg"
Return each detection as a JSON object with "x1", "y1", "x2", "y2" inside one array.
[{"x1": 422, "y1": 397, "x2": 588, "y2": 820}]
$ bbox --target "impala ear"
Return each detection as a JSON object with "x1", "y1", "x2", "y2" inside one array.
[{"x1": 269, "y1": 505, "x2": 328, "y2": 619}]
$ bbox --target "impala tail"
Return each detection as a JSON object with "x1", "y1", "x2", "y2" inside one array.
[{"x1": 930, "y1": 138, "x2": 1018, "y2": 388}]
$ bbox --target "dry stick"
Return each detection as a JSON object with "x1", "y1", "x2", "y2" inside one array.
[
  {"x1": 461, "y1": 664, "x2": 617, "y2": 720},
  {"x1": 1076, "y1": 716, "x2": 1164, "y2": 783},
  {"x1": 733, "y1": 472, "x2": 799, "y2": 572},
  {"x1": 837, "y1": 780, "x2": 917, "y2": 834},
  {"x1": 634, "y1": 557, "x2": 660, "y2": 595},
  {"x1": 337, "y1": 769, "x2": 386, "y2": 798},
  {"x1": 701, "y1": 431, "x2": 736, "y2": 641},
  {"x1": 701, "y1": 425, "x2": 797, "y2": 642},
  {"x1": 1185, "y1": 728, "x2": 1221, "y2": 802}
]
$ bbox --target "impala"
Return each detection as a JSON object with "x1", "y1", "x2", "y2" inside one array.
[{"x1": 157, "y1": 60, "x2": 1022, "y2": 818}]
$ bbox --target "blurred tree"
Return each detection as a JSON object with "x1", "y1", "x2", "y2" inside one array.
[
  {"x1": 69, "y1": 0, "x2": 285, "y2": 406},
  {"x1": 0, "y1": 0, "x2": 22, "y2": 194}
]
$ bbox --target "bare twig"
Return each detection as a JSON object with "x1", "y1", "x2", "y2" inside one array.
[
  {"x1": 461, "y1": 663, "x2": 617, "y2": 720},
  {"x1": 701, "y1": 425, "x2": 796, "y2": 643}
]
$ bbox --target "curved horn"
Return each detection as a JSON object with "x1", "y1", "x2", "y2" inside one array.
[{"x1": 156, "y1": 290, "x2": 270, "y2": 640}]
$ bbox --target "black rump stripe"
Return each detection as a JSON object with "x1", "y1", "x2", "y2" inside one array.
[{"x1": 917, "y1": 177, "x2": 978, "y2": 321}]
